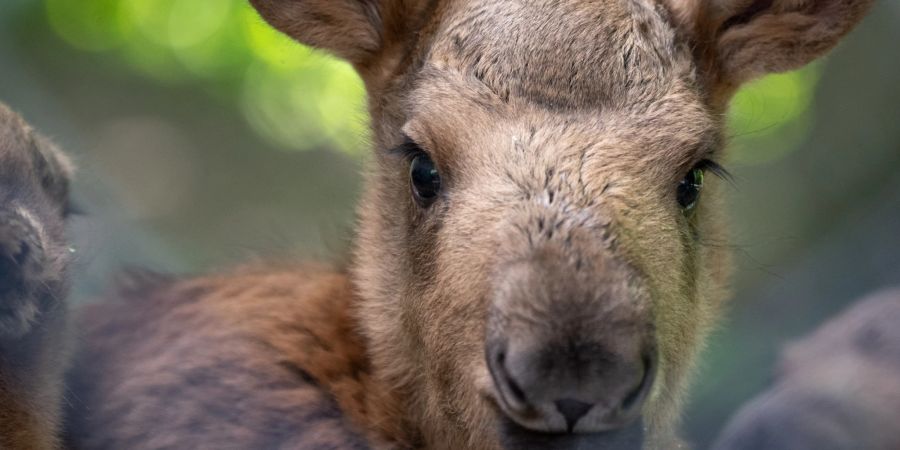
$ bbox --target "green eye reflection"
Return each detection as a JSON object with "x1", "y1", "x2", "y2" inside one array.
[{"x1": 677, "y1": 168, "x2": 704, "y2": 211}]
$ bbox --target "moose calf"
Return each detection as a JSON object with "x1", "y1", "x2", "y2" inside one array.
[
  {"x1": 0, "y1": 104, "x2": 74, "y2": 449},
  {"x1": 714, "y1": 289, "x2": 900, "y2": 450},
  {"x1": 0, "y1": 0, "x2": 876, "y2": 448}
]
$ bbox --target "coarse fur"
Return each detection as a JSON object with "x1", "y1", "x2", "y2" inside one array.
[
  {"x1": 64, "y1": 267, "x2": 397, "y2": 449},
  {"x1": 0, "y1": 0, "x2": 876, "y2": 448},
  {"x1": 713, "y1": 288, "x2": 900, "y2": 450}
]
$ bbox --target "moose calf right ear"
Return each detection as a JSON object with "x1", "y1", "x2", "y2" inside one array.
[
  {"x1": 249, "y1": 0, "x2": 384, "y2": 66},
  {"x1": 669, "y1": 0, "x2": 874, "y2": 99},
  {"x1": 713, "y1": 0, "x2": 874, "y2": 85}
]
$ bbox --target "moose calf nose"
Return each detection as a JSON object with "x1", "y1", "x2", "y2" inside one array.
[
  {"x1": 0, "y1": 211, "x2": 50, "y2": 338},
  {"x1": 487, "y1": 340, "x2": 656, "y2": 434},
  {"x1": 0, "y1": 214, "x2": 37, "y2": 293}
]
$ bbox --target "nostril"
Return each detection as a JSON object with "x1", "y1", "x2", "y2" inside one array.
[
  {"x1": 0, "y1": 222, "x2": 34, "y2": 294},
  {"x1": 554, "y1": 398, "x2": 593, "y2": 433},
  {"x1": 0, "y1": 247, "x2": 26, "y2": 296},
  {"x1": 0, "y1": 220, "x2": 31, "y2": 264},
  {"x1": 11, "y1": 241, "x2": 29, "y2": 266},
  {"x1": 619, "y1": 353, "x2": 656, "y2": 416},
  {"x1": 488, "y1": 345, "x2": 530, "y2": 410},
  {"x1": 498, "y1": 353, "x2": 529, "y2": 405}
]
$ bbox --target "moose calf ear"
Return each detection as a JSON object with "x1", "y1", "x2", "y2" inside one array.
[
  {"x1": 679, "y1": 0, "x2": 874, "y2": 92},
  {"x1": 32, "y1": 135, "x2": 75, "y2": 208},
  {"x1": 249, "y1": 0, "x2": 384, "y2": 65}
]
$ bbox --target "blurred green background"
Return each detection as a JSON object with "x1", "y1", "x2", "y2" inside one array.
[{"x1": 0, "y1": 0, "x2": 898, "y2": 446}]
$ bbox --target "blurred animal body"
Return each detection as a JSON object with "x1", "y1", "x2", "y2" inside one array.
[
  {"x1": 0, "y1": 0, "x2": 875, "y2": 449},
  {"x1": 0, "y1": 104, "x2": 74, "y2": 450},
  {"x1": 714, "y1": 288, "x2": 900, "y2": 450}
]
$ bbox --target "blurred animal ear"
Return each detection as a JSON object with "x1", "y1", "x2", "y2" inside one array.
[
  {"x1": 0, "y1": 104, "x2": 73, "y2": 207},
  {"x1": 31, "y1": 135, "x2": 74, "y2": 208},
  {"x1": 669, "y1": 0, "x2": 873, "y2": 95},
  {"x1": 250, "y1": 0, "x2": 415, "y2": 66}
]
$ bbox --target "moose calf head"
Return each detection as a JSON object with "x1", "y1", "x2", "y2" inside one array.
[
  {"x1": 251, "y1": 0, "x2": 873, "y2": 448},
  {"x1": 0, "y1": 105, "x2": 73, "y2": 339}
]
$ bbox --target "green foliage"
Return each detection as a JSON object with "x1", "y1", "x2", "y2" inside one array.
[
  {"x1": 42, "y1": 0, "x2": 818, "y2": 161},
  {"x1": 728, "y1": 66, "x2": 821, "y2": 165},
  {"x1": 45, "y1": 0, "x2": 367, "y2": 156}
]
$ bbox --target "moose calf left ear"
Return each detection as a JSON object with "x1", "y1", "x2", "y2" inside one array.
[
  {"x1": 680, "y1": 0, "x2": 874, "y2": 94},
  {"x1": 32, "y1": 135, "x2": 74, "y2": 208},
  {"x1": 249, "y1": 0, "x2": 384, "y2": 66}
]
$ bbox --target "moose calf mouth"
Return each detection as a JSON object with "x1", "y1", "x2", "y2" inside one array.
[{"x1": 499, "y1": 416, "x2": 645, "y2": 450}]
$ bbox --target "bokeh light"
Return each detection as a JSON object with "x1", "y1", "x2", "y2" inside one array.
[
  {"x1": 728, "y1": 66, "x2": 821, "y2": 164},
  {"x1": 45, "y1": 0, "x2": 367, "y2": 155}
]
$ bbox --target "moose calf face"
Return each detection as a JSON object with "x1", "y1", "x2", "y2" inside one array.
[
  {"x1": 252, "y1": 0, "x2": 873, "y2": 447},
  {"x1": 359, "y1": 3, "x2": 728, "y2": 443},
  {"x1": 391, "y1": 39, "x2": 723, "y2": 435},
  {"x1": 0, "y1": 104, "x2": 73, "y2": 339}
]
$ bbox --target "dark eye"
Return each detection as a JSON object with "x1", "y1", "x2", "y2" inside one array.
[
  {"x1": 410, "y1": 152, "x2": 441, "y2": 206},
  {"x1": 677, "y1": 167, "x2": 704, "y2": 211}
]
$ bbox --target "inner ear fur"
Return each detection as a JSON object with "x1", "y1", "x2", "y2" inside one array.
[
  {"x1": 669, "y1": 0, "x2": 874, "y2": 98},
  {"x1": 250, "y1": 0, "x2": 383, "y2": 65}
]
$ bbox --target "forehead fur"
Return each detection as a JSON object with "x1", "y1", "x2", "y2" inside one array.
[
  {"x1": 401, "y1": 0, "x2": 718, "y2": 179},
  {"x1": 428, "y1": 0, "x2": 695, "y2": 110}
]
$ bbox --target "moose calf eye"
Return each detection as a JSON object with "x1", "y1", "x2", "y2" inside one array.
[
  {"x1": 410, "y1": 153, "x2": 441, "y2": 206},
  {"x1": 677, "y1": 167, "x2": 704, "y2": 211}
]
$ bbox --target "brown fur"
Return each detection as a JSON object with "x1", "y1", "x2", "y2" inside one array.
[
  {"x1": 0, "y1": 104, "x2": 73, "y2": 450},
  {"x1": 65, "y1": 267, "x2": 406, "y2": 449},
  {"x1": 0, "y1": 0, "x2": 876, "y2": 448},
  {"x1": 713, "y1": 288, "x2": 900, "y2": 450}
]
